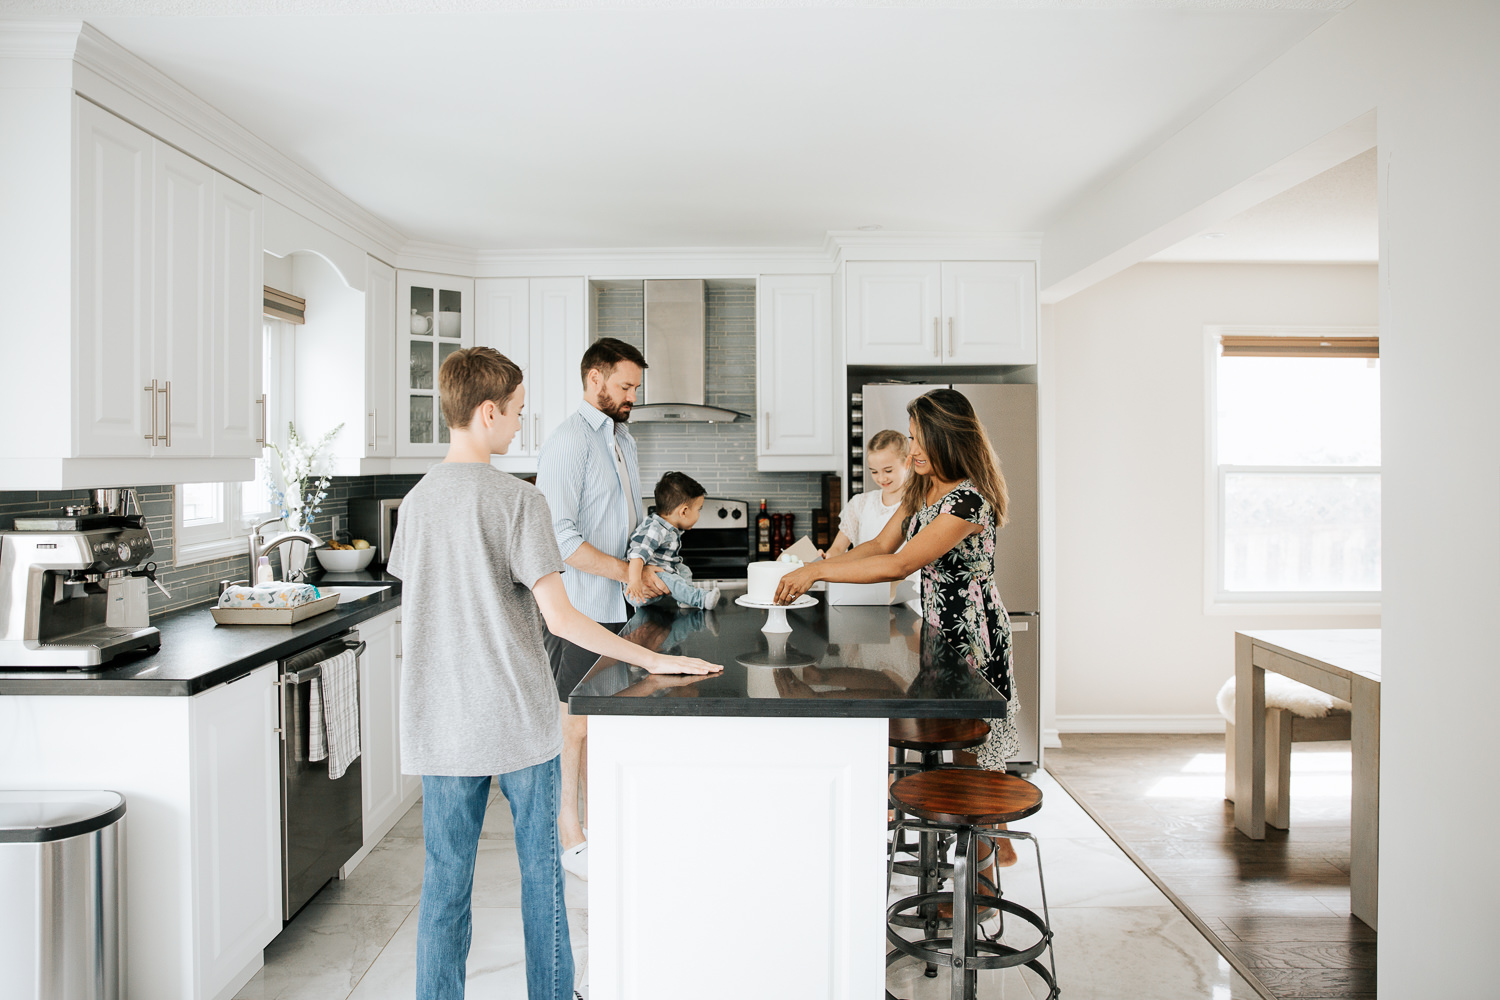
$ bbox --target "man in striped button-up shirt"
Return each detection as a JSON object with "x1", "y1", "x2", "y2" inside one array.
[{"x1": 536, "y1": 337, "x2": 668, "y2": 881}]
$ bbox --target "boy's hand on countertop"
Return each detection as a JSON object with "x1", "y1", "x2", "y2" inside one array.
[{"x1": 647, "y1": 653, "x2": 722, "y2": 675}]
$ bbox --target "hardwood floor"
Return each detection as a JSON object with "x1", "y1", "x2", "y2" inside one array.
[{"x1": 1045, "y1": 733, "x2": 1375, "y2": 1000}]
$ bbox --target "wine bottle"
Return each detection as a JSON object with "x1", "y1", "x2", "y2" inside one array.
[{"x1": 756, "y1": 499, "x2": 771, "y2": 557}]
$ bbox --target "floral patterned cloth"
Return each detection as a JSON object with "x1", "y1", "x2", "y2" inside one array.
[{"x1": 906, "y1": 480, "x2": 1019, "y2": 767}]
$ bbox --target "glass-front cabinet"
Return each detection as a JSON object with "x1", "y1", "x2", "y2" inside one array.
[{"x1": 396, "y1": 271, "x2": 474, "y2": 457}]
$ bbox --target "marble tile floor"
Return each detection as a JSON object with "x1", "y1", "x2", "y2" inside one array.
[
  {"x1": 237, "y1": 768, "x2": 1257, "y2": 999},
  {"x1": 1046, "y1": 734, "x2": 1375, "y2": 1000}
]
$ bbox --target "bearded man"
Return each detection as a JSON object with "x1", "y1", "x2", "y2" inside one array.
[{"x1": 535, "y1": 337, "x2": 669, "y2": 880}]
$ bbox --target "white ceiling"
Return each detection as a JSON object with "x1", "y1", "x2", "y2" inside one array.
[
  {"x1": 34, "y1": 3, "x2": 1351, "y2": 250},
  {"x1": 1148, "y1": 146, "x2": 1376, "y2": 262}
]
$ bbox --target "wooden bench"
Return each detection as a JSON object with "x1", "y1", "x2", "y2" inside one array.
[{"x1": 1223, "y1": 701, "x2": 1351, "y2": 830}]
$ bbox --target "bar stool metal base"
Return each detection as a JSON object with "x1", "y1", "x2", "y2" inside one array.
[{"x1": 885, "y1": 822, "x2": 1059, "y2": 999}]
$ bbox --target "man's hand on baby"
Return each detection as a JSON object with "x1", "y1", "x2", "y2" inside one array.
[{"x1": 639, "y1": 564, "x2": 671, "y2": 597}]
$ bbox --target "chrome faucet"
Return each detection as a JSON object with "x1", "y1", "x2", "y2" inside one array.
[{"x1": 249, "y1": 517, "x2": 324, "y2": 583}]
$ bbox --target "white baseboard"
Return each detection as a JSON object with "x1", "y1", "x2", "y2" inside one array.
[
  {"x1": 1055, "y1": 714, "x2": 1226, "y2": 734},
  {"x1": 1043, "y1": 728, "x2": 1062, "y2": 749}
]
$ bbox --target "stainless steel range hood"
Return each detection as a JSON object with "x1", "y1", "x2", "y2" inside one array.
[{"x1": 628, "y1": 279, "x2": 747, "y2": 423}]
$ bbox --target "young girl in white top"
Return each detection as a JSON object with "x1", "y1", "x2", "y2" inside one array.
[{"x1": 825, "y1": 428, "x2": 910, "y2": 557}]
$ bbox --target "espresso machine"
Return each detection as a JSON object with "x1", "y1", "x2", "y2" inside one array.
[{"x1": 0, "y1": 489, "x2": 165, "y2": 668}]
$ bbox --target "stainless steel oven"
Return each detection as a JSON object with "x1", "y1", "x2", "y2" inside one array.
[{"x1": 278, "y1": 630, "x2": 365, "y2": 920}]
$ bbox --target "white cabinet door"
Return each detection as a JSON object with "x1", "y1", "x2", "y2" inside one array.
[
  {"x1": 529, "y1": 277, "x2": 586, "y2": 457},
  {"x1": 844, "y1": 262, "x2": 940, "y2": 366},
  {"x1": 365, "y1": 257, "x2": 397, "y2": 458},
  {"x1": 941, "y1": 261, "x2": 1037, "y2": 365},
  {"x1": 757, "y1": 275, "x2": 835, "y2": 467},
  {"x1": 152, "y1": 142, "x2": 215, "y2": 457},
  {"x1": 189, "y1": 664, "x2": 281, "y2": 1000},
  {"x1": 397, "y1": 271, "x2": 473, "y2": 457},
  {"x1": 358, "y1": 610, "x2": 405, "y2": 841},
  {"x1": 211, "y1": 174, "x2": 265, "y2": 457},
  {"x1": 74, "y1": 99, "x2": 154, "y2": 458},
  {"x1": 475, "y1": 278, "x2": 532, "y2": 464}
]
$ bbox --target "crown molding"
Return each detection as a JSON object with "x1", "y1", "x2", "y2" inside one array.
[
  {"x1": 68, "y1": 22, "x2": 408, "y2": 258},
  {"x1": 0, "y1": 19, "x2": 83, "y2": 58},
  {"x1": 828, "y1": 230, "x2": 1043, "y2": 263},
  {"x1": 397, "y1": 231, "x2": 1042, "y2": 278}
]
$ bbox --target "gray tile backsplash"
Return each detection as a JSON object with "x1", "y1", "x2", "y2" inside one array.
[
  {"x1": 0, "y1": 475, "x2": 423, "y2": 618},
  {"x1": 597, "y1": 283, "x2": 825, "y2": 534}
]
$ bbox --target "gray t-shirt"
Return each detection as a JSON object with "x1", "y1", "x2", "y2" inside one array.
[{"x1": 387, "y1": 463, "x2": 565, "y2": 776}]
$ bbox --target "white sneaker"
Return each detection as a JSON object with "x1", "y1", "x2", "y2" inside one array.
[
  {"x1": 562, "y1": 840, "x2": 588, "y2": 881},
  {"x1": 703, "y1": 587, "x2": 721, "y2": 610}
]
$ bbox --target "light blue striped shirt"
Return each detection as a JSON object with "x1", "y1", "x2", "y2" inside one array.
[{"x1": 535, "y1": 401, "x2": 646, "y2": 623}]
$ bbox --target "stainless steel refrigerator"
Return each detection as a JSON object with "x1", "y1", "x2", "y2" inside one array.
[{"x1": 861, "y1": 382, "x2": 1042, "y2": 771}]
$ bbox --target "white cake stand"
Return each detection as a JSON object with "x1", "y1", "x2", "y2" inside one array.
[{"x1": 735, "y1": 593, "x2": 818, "y2": 633}]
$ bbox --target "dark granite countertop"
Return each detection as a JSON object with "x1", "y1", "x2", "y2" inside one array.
[
  {"x1": 569, "y1": 598, "x2": 1007, "y2": 719},
  {"x1": 0, "y1": 573, "x2": 401, "y2": 697}
]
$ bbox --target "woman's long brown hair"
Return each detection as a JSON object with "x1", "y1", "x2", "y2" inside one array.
[{"x1": 901, "y1": 389, "x2": 1009, "y2": 527}]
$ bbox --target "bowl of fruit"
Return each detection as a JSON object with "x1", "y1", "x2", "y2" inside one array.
[{"x1": 314, "y1": 538, "x2": 377, "y2": 573}]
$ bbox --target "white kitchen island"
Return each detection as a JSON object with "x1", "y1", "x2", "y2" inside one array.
[{"x1": 569, "y1": 599, "x2": 1009, "y2": 1000}]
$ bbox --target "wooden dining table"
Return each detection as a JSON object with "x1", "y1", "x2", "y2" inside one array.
[{"x1": 1234, "y1": 628, "x2": 1381, "y2": 929}]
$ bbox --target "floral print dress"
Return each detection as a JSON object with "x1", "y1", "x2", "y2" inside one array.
[{"x1": 905, "y1": 480, "x2": 1019, "y2": 767}]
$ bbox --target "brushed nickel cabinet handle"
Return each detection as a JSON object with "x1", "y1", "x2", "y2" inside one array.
[
  {"x1": 159, "y1": 381, "x2": 171, "y2": 447},
  {"x1": 256, "y1": 394, "x2": 267, "y2": 447},
  {"x1": 367, "y1": 411, "x2": 375, "y2": 450},
  {"x1": 932, "y1": 317, "x2": 940, "y2": 357},
  {"x1": 520, "y1": 411, "x2": 528, "y2": 452},
  {"x1": 143, "y1": 380, "x2": 158, "y2": 443},
  {"x1": 947, "y1": 317, "x2": 954, "y2": 357},
  {"x1": 533, "y1": 414, "x2": 541, "y2": 449},
  {"x1": 763, "y1": 412, "x2": 770, "y2": 450}
]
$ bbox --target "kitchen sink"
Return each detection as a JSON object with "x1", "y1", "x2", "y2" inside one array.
[{"x1": 320, "y1": 585, "x2": 393, "y2": 605}]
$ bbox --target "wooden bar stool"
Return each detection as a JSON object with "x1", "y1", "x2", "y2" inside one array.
[
  {"x1": 887, "y1": 718, "x2": 992, "y2": 965},
  {"x1": 886, "y1": 769, "x2": 1059, "y2": 1000}
]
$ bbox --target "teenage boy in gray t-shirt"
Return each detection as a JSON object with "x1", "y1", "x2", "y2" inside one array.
[{"x1": 387, "y1": 346, "x2": 720, "y2": 1000}]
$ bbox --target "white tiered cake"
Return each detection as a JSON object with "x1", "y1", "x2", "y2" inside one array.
[{"x1": 746, "y1": 560, "x2": 798, "y2": 604}]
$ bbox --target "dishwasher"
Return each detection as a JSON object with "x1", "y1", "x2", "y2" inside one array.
[{"x1": 278, "y1": 629, "x2": 365, "y2": 920}]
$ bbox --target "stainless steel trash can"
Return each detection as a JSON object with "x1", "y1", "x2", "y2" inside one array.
[{"x1": 0, "y1": 791, "x2": 126, "y2": 1000}]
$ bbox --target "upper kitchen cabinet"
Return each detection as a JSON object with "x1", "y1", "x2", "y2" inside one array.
[
  {"x1": 365, "y1": 258, "x2": 397, "y2": 458},
  {"x1": 397, "y1": 271, "x2": 473, "y2": 458},
  {"x1": 211, "y1": 173, "x2": 266, "y2": 457},
  {"x1": 5, "y1": 98, "x2": 263, "y2": 488},
  {"x1": 476, "y1": 276, "x2": 586, "y2": 473},
  {"x1": 757, "y1": 274, "x2": 838, "y2": 472},
  {"x1": 845, "y1": 261, "x2": 1036, "y2": 366}
]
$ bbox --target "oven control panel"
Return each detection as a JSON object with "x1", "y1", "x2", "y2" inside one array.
[{"x1": 644, "y1": 497, "x2": 748, "y2": 523}]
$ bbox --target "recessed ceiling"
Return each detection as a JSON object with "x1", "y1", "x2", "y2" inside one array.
[
  {"x1": 46, "y1": 4, "x2": 1344, "y2": 249},
  {"x1": 1148, "y1": 147, "x2": 1376, "y2": 262}
]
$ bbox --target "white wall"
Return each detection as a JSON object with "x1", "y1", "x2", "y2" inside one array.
[
  {"x1": 1048, "y1": 263, "x2": 1379, "y2": 730},
  {"x1": 1037, "y1": 1, "x2": 1500, "y2": 992}
]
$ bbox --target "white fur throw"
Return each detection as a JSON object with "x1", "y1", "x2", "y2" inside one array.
[{"x1": 1216, "y1": 675, "x2": 1352, "y2": 721}]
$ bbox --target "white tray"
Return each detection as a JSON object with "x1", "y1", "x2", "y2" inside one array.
[{"x1": 210, "y1": 592, "x2": 339, "y2": 625}]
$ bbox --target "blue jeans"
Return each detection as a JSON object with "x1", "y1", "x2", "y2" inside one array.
[
  {"x1": 634, "y1": 565, "x2": 708, "y2": 609},
  {"x1": 416, "y1": 758, "x2": 573, "y2": 1000}
]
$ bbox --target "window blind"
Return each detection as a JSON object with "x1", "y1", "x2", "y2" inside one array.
[
  {"x1": 263, "y1": 286, "x2": 306, "y2": 325},
  {"x1": 1219, "y1": 335, "x2": 1378, "y2": 358}
]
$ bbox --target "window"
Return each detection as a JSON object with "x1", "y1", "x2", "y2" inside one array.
[
  {"x1": 175, "y1": 319, "x2": 289, "y2": 565},
  {"x1": 1207, "y1": 327, "x2": 1380, "y2": 609}
]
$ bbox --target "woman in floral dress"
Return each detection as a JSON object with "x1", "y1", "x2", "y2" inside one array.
[{"x1": 775, "y1": 387, "x2": 1018, "y2": 864}]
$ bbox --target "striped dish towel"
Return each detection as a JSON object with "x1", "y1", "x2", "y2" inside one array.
[{"x1": 308, "y1": 648, "x2": 360, "y2": 779}]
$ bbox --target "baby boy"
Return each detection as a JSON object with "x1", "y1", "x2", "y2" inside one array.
[{"x1": 625, "y1": 471, "x2": 721, "y2": 611}]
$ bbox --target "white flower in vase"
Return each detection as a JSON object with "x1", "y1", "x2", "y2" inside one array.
[{"x1": 265, "y1": 422, "x2": 343, "y2": 536}]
